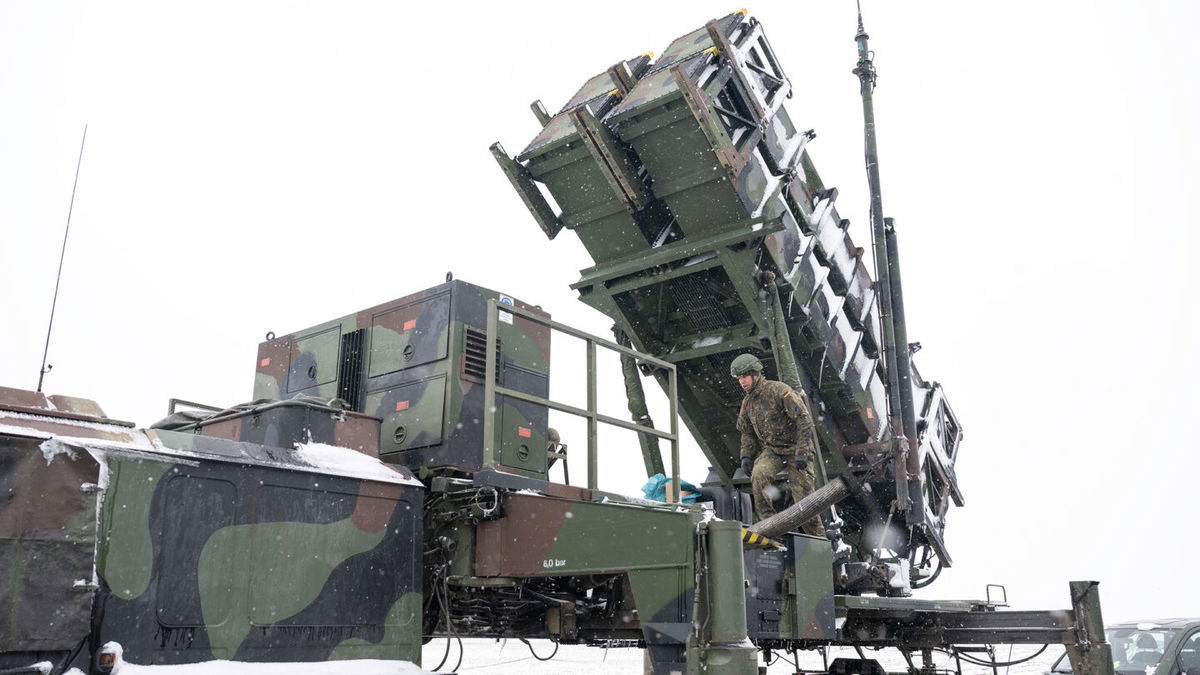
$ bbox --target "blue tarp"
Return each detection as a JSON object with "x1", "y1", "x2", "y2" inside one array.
[{"x1": 640, "y1": 473, "x2": 700, "y2": 503}]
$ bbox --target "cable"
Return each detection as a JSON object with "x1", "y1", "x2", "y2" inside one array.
[
  {"x1": 953, "y1": 644, "x2": 1048, "y2": 668},
  {"x1": 443, "y1": 572, "x2": 463, "y2": 672},
  {"x1": 431, "y1": 632, "x2": 452, "y2": 673},
  {"x1": 911, "y1": 557, "x2": 944, "y2": 589},
  {"x1": 767, "y1": 650, "x2": 798, "y2": 668},
  {"x1": 430, "y1": 565, "x2": 464, "y2": 673},
  {"x1": 519, "y1": 638, "x2": 560, "y2": 661}
]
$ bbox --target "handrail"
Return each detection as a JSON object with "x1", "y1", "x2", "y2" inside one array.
[{"x1": 482, "y1": 299, "x2": 681, "y2": 501}]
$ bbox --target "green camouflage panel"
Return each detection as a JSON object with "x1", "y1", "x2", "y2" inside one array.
[
  {"x1": 0, "y1": 387, "x2": 133, "y2": 666},
  {"x1": 0, "y1": 385, "x2": 424, "y2": 670},
  {"x1": 0, "y1": 435, "x2": 100, "y2": 660},
  {"x1": 97, "y1": 431, "x2": 423, "y2": 665},
  {"x1": 519, "y1": 54, "x2": 654, "y2": 160},
  {"x1": 94, "y1": 450, "x2": 423, "y2": 663},
  {"x1": 473, "y1": 491, "x2": 700, "y2": 674},
  {"x1": 254, "y1": 279, "x2": 552, "y2": 478},
  {"x1": 178, "y1": 398, "x2": 381, "y2": 457}
]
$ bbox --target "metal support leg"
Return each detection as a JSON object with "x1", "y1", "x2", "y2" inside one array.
[{"x1": 1065, "y1": 581, "x2": 1114, "y2": 675}]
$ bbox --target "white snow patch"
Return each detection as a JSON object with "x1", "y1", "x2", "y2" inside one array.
[
  {"x1": 25, "y1": 662, "x2": 52, "y2": 675},
  {"x1": 111, "y1": 660, "x2": 429, "y2": 674},
  {"x1": 76, "y1": 642, "x2": 433, "y2": 674},
  {"x1": 690, "y1": 335, "x2": 724, "y2": 349},
  {"x1": 39, "y1": 437, "x2": 77, "y2": 464},
  {"x1": 0, "y1": 409, "x2": 136, "y2": 436},
  {"x1": 292, "y1": 441, "x2": 422, "y2": 486},
  {"x1": 0, "y1": 421, "x2": 53, "y2": 440}
]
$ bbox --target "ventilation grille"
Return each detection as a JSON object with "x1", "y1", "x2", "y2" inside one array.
[
  {"x1": 337, "y1": 329, "x2": 366, "y2": 410},
  {"x1": 666, "y1": 275, "x2": 730, "y2": 333},
  {"x1": 462, "y1": 327, "x2": 501, "y2": 383}
]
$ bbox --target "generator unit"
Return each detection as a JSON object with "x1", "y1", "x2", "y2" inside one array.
[{"x1": 253, "y1": 279, "x2": 551, "y2": 477}]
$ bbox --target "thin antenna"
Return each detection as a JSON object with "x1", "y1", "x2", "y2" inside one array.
[
  {"x1": 852, "y1": 5, "x2": 922, "y2": 522},
  {"x1": 37, "y1": 124, "x2": 88, "y2": 393}
]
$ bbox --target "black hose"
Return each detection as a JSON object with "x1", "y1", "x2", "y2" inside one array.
[
  {"x1": 431, "y1": 632, "x2": 452, "y2": 673},
  {"x1": 522, "y1": 587, "x2": 572, "y2": 607},
  {"x1": 911, "y1": 558, "x2": 944, "y2": 589},
  {"x1": 443, "y1": 574, "x2": 463, "y2": 672},
  {"x1": 953, "y1": 644, "x2": 1048, "y2": 667},
  {"x1": 766, "y1": 650, "x2": 798, "y2": 668},
  {"x1": 430, "y1": 565, "x2": 464, "y2": 673},
  {"x1": 519, "y1": 638, "x2": 560, "y2": 662}
]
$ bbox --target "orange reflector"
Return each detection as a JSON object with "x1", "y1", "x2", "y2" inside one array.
[
  {"x1": 396, "y1": 401, "x2": 409, "y2": 411},
  {"x1": 866, "y1": 407, "x2": 874, "y2": 419},
  {"x1": 260, "y1": 358, "x2": 270, "y2": 367},
  {"x1": 518, "y1": 427, "x2": 532, "y2": 438},
  {"x1": 403, "y1": 319, "x2": 416, "y2": 331}
]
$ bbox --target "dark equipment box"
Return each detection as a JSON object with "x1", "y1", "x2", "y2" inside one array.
[{"x1": 254, "y1": 280, "x2": 551, "y2": 478}]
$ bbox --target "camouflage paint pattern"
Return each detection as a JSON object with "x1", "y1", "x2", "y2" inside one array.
[
  {"x1": 184, "y1": 400, "x2": 380, "y2": 456},
  {"x1": 472, "y1": 491, "x2": 705, "y2": 675},
  {"x1": 735, "y1": 376, "x2": 824, "y2": 533},
  {"x1": 254, "y1": 279, "x2": 552, "y2": 478},
  {"x1": 0, "y1": 386, "x2": 423, "y2": 671},
  {"x1": 0, "y1": 435, "x2": 100, "y2": 662},
  {"x1": 750, "y1": 453, "x2": 823, "y2": 537},
  {"x1": 93, "y1": 452, "x2": 423, "y2": 664},
  {"x1": 737, "y1": 378, "x2": 815, "y2": 460}
]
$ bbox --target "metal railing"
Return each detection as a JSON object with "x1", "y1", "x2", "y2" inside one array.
[{"x1": 481, "y1": 299, "x2": 682, "y2": 501}]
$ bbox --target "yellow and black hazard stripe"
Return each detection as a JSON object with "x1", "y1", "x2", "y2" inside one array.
[{"x1": 741, "y1": 528, "x2": 784, "y2": 549}]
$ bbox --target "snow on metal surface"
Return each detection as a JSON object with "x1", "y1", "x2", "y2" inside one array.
[
  {"x1": 292, "y1": 440, "x2": 422, "y2": 486},
  {"x1": 38, "y1": 437, "x2": 78, "y2": 464},
  {"x1": 3, "y1": 406, "x2": 419, "y2": 486}
]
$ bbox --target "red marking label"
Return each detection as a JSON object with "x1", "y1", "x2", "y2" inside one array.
[
  {"x1": 517, "y1": 427, "x2": 532, "y2": 438},
  {"x1": 403, "y1": 319, "x2": 417, "y2": 331},
  {"x1": 260, "y1": 358, "x2": 271, "y2": 367},
  {"x1": 396, "y1": 400, "x2": 410, "y2": 411}
]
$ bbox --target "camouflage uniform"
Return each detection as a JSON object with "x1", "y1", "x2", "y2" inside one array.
[{"x1": 737, "y1": 378, "x2": 825, "y2": 537}]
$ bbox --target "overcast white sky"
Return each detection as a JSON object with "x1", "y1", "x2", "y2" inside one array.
[{"x1": 3, "y1": 0, "x2": 1198, "y2": 640}]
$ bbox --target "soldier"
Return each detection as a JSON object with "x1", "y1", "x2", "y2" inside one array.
[{"x1": 732, "y1": 353, "x2": 825, "y2": 537}]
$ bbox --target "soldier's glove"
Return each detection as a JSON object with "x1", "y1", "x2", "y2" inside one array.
[
  {"x1": 794, "y1": 455, "x2": 809, "y2": 471},
  {"x1": 739, "y1": 457, "x2": 753, "y2": 477}
]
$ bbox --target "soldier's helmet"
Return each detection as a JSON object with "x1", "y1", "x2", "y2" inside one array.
[{"x1": 729, "y1": 353, "x2": 764, "y2": 377}]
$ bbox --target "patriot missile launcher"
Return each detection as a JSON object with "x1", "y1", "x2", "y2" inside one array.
[
  {"x1": 491, "y1": 7, "x2": 955, "y2": 598},
  {"x1": 1, "y1": 8, "x2": 1116, "y2": 675},
  {"x1": 488, "y1": 7, "x2": 1114, "y2": 675}
]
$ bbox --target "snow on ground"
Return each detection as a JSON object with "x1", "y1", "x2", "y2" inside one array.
[
  {"x1": 420, "y1": 639, "x2": 1066, "y2": 674},
  {"x1": 75, "y1": 659, "x2": 427, "y2": 675},
  {"x1": 48, "y1": 637, "x2": 1066, "y2": 674}
]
